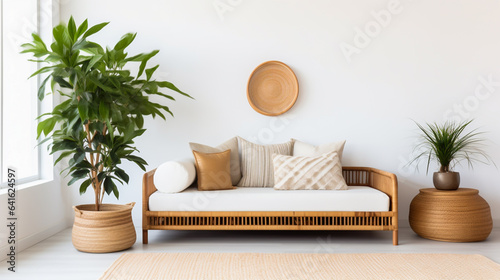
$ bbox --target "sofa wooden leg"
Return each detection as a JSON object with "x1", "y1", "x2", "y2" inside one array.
[
  {"x1": 393, "y1": 230, "x2": 398, "y2": 245},
  {"x1": 143, "y1": 230, "x2": 148, "y2": 244}
]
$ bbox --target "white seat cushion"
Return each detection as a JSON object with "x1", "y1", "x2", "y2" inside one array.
[{"x1": 149, "y1": 186, "x2": 390, "y2": 212}]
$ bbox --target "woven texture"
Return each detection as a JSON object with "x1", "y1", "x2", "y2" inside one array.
[
  {"x1": 237, "y1": 137, "x2": 294, "y2": 187},
  {"x1": 72, "y1": 203, "x2": 136, "y2": 253},
  {"x1": 247, "y1": 61, "x2": 298, "y2": 116},
  {"x1": 409, "y1": 188, "x2": 493, "y2": 242},
  {"x1": 142, "y1": 167, "x2": 400, "y2": 245},
  {"x1": 273, "y1": 151, "x2": 347, "y2": 190},
  {"x1": 100, "y1": 253, "x2": 500, "y2": 280}
]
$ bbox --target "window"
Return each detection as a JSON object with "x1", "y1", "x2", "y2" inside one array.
[{"x1": 0, "y1": 0, "x2": 52, "y2": 187}]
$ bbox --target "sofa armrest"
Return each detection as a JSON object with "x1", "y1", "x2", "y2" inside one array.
[
  {"x1": 369, "y1": 168, "x2": 398, "y2": 213},
  {"x1": 142, "y1": 169, "x2": 157, "y2": 225},
  {"x1": 342, "y1": 166, "x2": 398, "y2": 212}
]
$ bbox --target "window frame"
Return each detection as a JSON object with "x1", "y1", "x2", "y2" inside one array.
[{"x1": 0, "y1": 0, "x2": 56, "y2": 189}]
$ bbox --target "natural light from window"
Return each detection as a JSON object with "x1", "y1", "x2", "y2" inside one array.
[{"x1": 1, "y1": 0, "x2": 40, "y2": 187}]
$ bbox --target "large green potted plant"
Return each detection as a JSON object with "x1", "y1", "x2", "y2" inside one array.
[
  {"x1": 22, "y1": 17, "x2": 190, "y2": 252},
  {"x1": 409, "y1": 120, "x2": 492, "y2": 190}
]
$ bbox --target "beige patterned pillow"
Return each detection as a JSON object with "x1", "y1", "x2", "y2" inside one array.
[
  {"x1": 189, "y1": 137, "x2": 241, "y2": 186},
  {"x1": 238, "y1": 137, "x2": 294, "y2": 187},
  {"x1": 273, "y1": 151, "x2": 348, "y2": 190}
]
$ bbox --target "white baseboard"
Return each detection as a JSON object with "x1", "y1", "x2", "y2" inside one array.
[{"x1": 0, "y1": 222, "x2": 69, "y2": 262}]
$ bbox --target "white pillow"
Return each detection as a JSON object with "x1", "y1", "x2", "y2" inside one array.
[
  {"x1": 293, "y1": 139, "x2": 346, "y2": 161},
  {"x1": 154, "y1": 159, "x2": 196, "y2": 193}
]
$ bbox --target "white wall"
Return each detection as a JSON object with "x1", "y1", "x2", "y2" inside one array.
[
  {"x1": 0, "y1": 179, "x2": 71, "y2": 260},
  {"x1": 61, "y1": 0, "x2": 500, "y2": 228}
]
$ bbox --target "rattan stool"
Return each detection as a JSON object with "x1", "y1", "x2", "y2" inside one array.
[{"x1": 409, "y1": 188, "x2": 492, "y2": 242}]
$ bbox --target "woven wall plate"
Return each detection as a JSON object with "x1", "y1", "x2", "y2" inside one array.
[{"x1": 247, "y1": 61, "x2": 298, "y2": 116}]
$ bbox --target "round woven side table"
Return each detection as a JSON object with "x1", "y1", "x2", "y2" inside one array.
[{"x1": 409, "y1": 188, "x2": 492, "y2": 242}]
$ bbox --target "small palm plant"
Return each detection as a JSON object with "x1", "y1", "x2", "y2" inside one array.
[
  {"x1": 21, "y1": 17, "x2": 191, "y2": 210},
  {"x1": 410, "y1": 120, "x2": 491, "y2": 174}
]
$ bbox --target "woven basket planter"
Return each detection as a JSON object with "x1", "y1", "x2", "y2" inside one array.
[{"x1": 72, "y1": 203, "x2": 136, "y2": 253}]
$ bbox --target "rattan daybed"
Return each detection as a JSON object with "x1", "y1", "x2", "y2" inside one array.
[{"x1": 142, "y1": 166, "x2": 399, "y2": 245}]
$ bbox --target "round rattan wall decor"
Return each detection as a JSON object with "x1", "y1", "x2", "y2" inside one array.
[{"x1": 247, "y1": 61, "x2": 298, "y2": 116}]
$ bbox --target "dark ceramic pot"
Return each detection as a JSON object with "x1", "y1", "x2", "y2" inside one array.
[{"x1": 433, "y1": 171, "x2": 460, "y2": 190}]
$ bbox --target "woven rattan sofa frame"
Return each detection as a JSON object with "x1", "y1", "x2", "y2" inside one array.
[{"x1": 142, "y1": 166, "x2": 399, "y2": 245}]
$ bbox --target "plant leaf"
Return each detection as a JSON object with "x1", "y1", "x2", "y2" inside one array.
[
  {"x1": 137, "y1": 50, "x2": 159, "y2": 78},
  {"x1": 99, "y1": 101, "x2": 109, "y2": 120},
  {"x1": 37, "y1": 117, "x2": 57, "y2": 138},
  {"x1": 114, "y1": 169, "x2": 129, "y2": 184},
  {"x1": 54, "y1": 151, "x2": 74, "y2": 165},
  {"x1": 37, "y1": 75, "x2": 52, "y2": 101},
  {"x1": 75, "y1": 19, "x2": 88, "y2": 39},
  {"x1": 79, "y1": 179, "x2": 92, "y2": 195},
  {"x1": 68, "y1": 16, "x2": 76, "y2": 42},
  {"x1": 407, "y1": 120, "x2": 494, "y2": 174},
  {"x1": 157, "y1": 81, "x2": 192, "y2": 98},
  {"x1": 114, "y1": 33, "x2": 136, "y2": 51},
  {"x1": 145, "y1": 65, "x2": 159, "y2": 81},
  {"x1": 83, "y1": 22, "x2": 109, "y2": 39}
]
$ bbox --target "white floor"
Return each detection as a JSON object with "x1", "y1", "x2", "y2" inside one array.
[{"x1": 1, "y1": 227, "x2": 499, "y2": 279}]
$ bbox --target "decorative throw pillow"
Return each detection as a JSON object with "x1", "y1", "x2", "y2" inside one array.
[
  {"x1": 192, "y1": 150, "x2": 233, "y2": 191},
  {"x1": 293, "y1": 139, "x2": 346, "y2": 161},
  {"x1": 153, "y1": 159, "x2": 196, "y2": 193},
  {"x1": 189, "y1": 137, "x2": 241, "y2": 185},
  {"x1": 237, "y1": 137, "x2": 294, "y2": 187},
  {"x1": 273, "y1": 151, "x2": 348, "y2": 190}
]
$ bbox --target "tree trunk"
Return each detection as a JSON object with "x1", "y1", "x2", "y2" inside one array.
[{"x1": 94, "y1": 187, "x2": 100, "y2": 211}]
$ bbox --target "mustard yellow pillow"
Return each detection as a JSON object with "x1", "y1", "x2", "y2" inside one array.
[
  {"x1": 192, "y1": 150, "x2": 233, "y2": 191},
  {"x1": 189, "y1": 137, "x2": 241, "y2": 185}
]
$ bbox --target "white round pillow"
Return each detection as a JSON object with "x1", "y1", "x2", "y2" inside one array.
[{"x1": 154, "y1": 159, "x2": 196, "y2": 193}]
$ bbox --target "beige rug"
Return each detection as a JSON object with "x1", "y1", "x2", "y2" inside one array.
[{"x1": 100, "y1": 253, "x2": 500, "y2": 280}]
